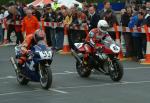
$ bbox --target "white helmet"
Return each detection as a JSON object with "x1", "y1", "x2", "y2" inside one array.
[{"x1": 97, "y1": 20, "x2": 109, "y2": 33}]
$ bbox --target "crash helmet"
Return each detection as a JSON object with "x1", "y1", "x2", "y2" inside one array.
[
  {"x1": 34, "y1": 29, "x2": 45, "y2": 42},
  {"x1": 97, "y1": 20, "x2": 109, "y2": 33}
]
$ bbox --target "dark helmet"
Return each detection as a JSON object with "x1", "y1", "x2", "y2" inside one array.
[{"x1": 34, "y1": 29, "x2": 45, "y2": 42}]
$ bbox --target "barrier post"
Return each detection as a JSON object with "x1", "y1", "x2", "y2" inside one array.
[
  {"x1": 113, "y1": 23, "x2": 124, "y2": 60},
  {"x1": 141, "y1": 25, "x2": 150, "y2": 64},
  {"x1": 120, "y1": 23, "x2": 126, "y2": 56},
  {"x1": 3, "y1": 18, "x2": 8, "y2": 44},
  {"x1": 60, "y1": 24, "x2": 70, "y2": 54}
]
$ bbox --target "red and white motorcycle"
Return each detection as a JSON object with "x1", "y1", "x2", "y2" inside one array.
[{"x1": 71, "y1": 36, "x2": 124, "y2": 81}]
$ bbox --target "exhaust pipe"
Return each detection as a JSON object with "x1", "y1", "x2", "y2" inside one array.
[
  {"x1": 71, "y1": 49, "x2": 83, "y2": 64},
  {"x1": 10, "y1": 57, "x2": 18, "y2": 71}
]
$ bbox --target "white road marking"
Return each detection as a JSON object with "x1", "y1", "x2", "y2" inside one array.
[
  {"x1": 64, "y1": 71, "x2": 76, "y2": 74},
  {"x1": 0, "y1": 76, "x2": 16, "y2": 80},
  {"x1": 121, "y1": 80, "x2": 150, "y2": 84},
  {"x1": 53, "y1": 72, "x2": 76, "y2": 75},
  {"x1": 125, "y1": 67, "x2": 150, "y2": 70},
  {"x1": 0, "y1": 89, "x2": 41, "y2": 96},
  {"x1": 55, "y1": 80, "x2": 150, "y2": 90},
  {"x1": 49, "y1": 89, "x2": 68, "y2": 94}
]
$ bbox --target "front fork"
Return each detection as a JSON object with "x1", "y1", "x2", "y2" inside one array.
[
  {"x1": 38, "y1": 63, "x2": 45, "y2": 78},
  {"x1": 10, "y1": 57, "x2": 18, "y2": 73},
  {"x1": 38, "y1": 62, "x2": 50, "y2": 78}
]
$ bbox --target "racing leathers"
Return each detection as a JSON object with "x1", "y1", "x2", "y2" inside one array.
[{"x1": 83, "y1": 28, "x2": 110, "y2": 62}]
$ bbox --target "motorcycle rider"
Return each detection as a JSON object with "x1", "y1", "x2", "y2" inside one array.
[
  {"x1": 17, "y1": 29, "x2": 46, "y2": 69},
  {"x1": 83, "y1": 20, "x2": 110, "y2": 64}
]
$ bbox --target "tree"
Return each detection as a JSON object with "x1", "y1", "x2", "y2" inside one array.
[{"x1": 0, "y1": 0, "x2": 33, "y2": 5}]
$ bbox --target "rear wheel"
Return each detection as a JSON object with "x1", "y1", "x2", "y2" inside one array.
[
  {"x1": 76, "y1": 61, "x2": 91, "y2": 77},
  {"x1": 39, "y1": 66, "x2": 52, "y2": 90},
  {"x1": 17, "y1": 74, "x2": 29, "y2": 85},
  {"x1": 109, "y1": 60, "x2": 123, "y2": 81},
  {"x1": 10, "y1": 57, "x2": 29, "y2": 85}
]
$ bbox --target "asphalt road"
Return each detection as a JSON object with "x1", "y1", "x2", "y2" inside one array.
[{"x1": 0, "y1": 46, "x2": 150, "y2": 103}]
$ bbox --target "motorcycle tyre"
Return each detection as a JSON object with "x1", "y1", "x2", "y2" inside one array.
[
  {"x1": 76, "y1": 61, "x2": 91, "y2": 78},
  {"x1": 109, "y1": 60, "x2": 123, "y2": 82},
  {"x1": 40, "y1": 67, "x2": 52, "y2": 90}
]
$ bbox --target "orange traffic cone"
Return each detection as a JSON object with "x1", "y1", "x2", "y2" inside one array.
[
  {"x1": 113, "y1": 23, "x2": 124, "y2": 60},
  {"x1": 141, "y1": 25, "x2": 150, "y2": 64},
  {"x1": 60, "y1": 25, "x2": 70, "y2": 54}
]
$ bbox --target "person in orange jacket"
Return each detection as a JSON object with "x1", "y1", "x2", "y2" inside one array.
[{"x1": 22, "y1": 9, "x2": 40, "y2": 37}]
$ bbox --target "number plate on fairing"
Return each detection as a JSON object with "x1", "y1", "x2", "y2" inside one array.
[
  {"x1": 74, "y1": 43, "x2": 84, "y2": 49},
  {"x1": 110, "y1": 44, "x2": 120, "y2": 53},
  {"x1": 39, "y1": 51, "x2": 52, "y2": 59}
]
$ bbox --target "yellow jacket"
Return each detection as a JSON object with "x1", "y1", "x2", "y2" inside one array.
[{"x1": 63, "y1": 16, "x2": 72, "y2": 25}]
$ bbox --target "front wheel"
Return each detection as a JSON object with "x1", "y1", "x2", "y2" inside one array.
[
  {"x1": 39, "y1": 66, "x2": 52, "y2": 89},
  {"x1": 109, "y1": 60, "x2": 123, "y2": 82},
  {"x1": 76, "y1": 61, "x2": 91, "y2": 77}
]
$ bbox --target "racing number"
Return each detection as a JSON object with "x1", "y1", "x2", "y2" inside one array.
[
  {"x1": 113, "y1": 46, "x2": 118, "y2": 51},
  {"x1": 42, "y1": 51, "x2": 51, "y2": 58}
]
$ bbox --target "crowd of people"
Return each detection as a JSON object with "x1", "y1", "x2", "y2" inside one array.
[
  {"x1": 0, "y1": 0, "x2": 150, "y2": 61},
  {"x1": 121, "y1": 1, "x2": 150, "y2": 61}
]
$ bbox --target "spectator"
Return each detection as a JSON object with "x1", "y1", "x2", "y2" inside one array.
[
  {"x1": 139, "y1": 5, "x2": 147, "y2": 54},
  {"x1": 146, "y1": 1, "x2": 150, "y2": 13},
  {"x1": 121, "y1": 6, "x2": 134, "y2": 58},
  {"x1": 99, "y1": 0, "x2": 115, "y2": 19},
  {"x1": 43, "y1": 4, "x2": 53, "y2": 46},
  {"x1": 22, "y1": 9, "x2": 40, "y2": 37},
  {"x1": 6, "y1": 3, "x2": 17, "y2": 43},
  {"x1": 82, "y1": 2, "x2": 89, "y2": 17},
  {"x1": 16, "y1": 1, "x2": 25, "y2": 19},
  {"x1": 63, "y1": 9, "x2": 73, "y2": 49},
  {"x1": 44, "y1": 5, "x2": 57, "y2": 49},
  {"x1": 14, "y1": 9, "x2": 24, "y2": 45},
  {"x1": 0, "y1": 6, "x2": 4, "y2": 44},
  {"x1": 128, "y1": 12, "x2": 145, "y2": 61},
  {"x1": 88, "y1": 6, "x2": 99, "y2": 30},
  {"x1": 103, "y1": 9, "x2": 118, "y2": 40},
  {"x1": 77, "y1": 11, "x2": 87, "y2": 41},
  {"x1": 52, "y1": 0, "x2": 60, "y2": 11},
  {"x1": 63, "y1": 9, "x2": 73, "y2": 25},
  {"x1": 103, "y1": 9, "x2": 118, "y2": 27},
  {"x1": 55, "y1": 8, "x2": 64, "y2": 50},
  {"x1": 32, "y1": 6, "x2": 41, "y2": 21}
]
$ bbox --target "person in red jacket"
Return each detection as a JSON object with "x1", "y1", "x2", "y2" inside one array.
[
  {"x1": 85, "y1": 20, "x2": 110, "y2": 48},
  {"x1": 22, "y1": 9, "x2": 40, "y2": 37},
  {"x1": 84, "y1": 20, "x2": 110, "y2": 61}
]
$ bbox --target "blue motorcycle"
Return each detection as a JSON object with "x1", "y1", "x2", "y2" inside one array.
[{"x1": 10, "y1": 41, "x2": 53, "y2": 89}]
